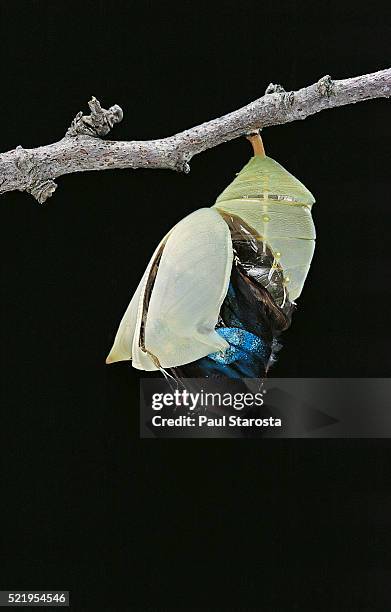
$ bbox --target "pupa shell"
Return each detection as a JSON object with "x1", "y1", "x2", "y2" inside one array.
[
  {"x1": 106, "y1": 207, "x2": 233, "y2": 370},
  {"x1": 213, "y1": 155, "x2": 316, "y2": 301},
  {"x1": 107, "y1": 153, "x2": 316, "y2": 372}
]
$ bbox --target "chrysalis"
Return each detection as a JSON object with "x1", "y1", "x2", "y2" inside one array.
[{"x1": 107, "y1": 134, "x2": 315, "y2": 378}]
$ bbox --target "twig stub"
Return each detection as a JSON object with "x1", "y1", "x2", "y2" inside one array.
[{"x1": 66, "y1": 97, "x2": 124, "y2": 138}]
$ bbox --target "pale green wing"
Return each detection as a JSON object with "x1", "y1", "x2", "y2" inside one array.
[
  {"x1": 107, "y1": 208, "x2": 233, "y2": 371},
  {"x1": 133, "y1": 208, "x2": 233, "y2": 370}
]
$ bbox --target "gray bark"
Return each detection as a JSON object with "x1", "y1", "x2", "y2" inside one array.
[{"x1": 1, "y1": 69, "x2": 390, "y2": 204}]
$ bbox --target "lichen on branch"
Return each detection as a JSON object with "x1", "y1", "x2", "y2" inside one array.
[{"x1": 66, "y1": 97, "x2": 124, "y2": 138}]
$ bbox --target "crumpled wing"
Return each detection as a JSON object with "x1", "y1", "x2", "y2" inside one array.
[{"x1": 107, "y1": 207, "x2": 233, "y2": 371}]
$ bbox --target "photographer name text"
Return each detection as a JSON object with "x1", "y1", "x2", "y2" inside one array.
[{"x1": 151, "y1": 415, "x2": 281, "y2": 428}]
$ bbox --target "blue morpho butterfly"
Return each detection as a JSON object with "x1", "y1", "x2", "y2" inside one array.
[{"x1": 106, "y1": 135, "x2": 315, "y2": 379}]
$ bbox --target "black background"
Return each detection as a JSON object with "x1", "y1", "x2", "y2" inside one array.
[{"x1": 1, "y1": 1, "x2": 391, "y2": 610}]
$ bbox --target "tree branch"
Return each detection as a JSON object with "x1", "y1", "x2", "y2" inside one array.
[{"x1": 1, "y1": 68, "x2": 390, "y2": 204}]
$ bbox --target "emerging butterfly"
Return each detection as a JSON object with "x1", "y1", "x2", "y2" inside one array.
[{"x1": 106, "y1": 134, "x2": 315, "y2": 378}]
